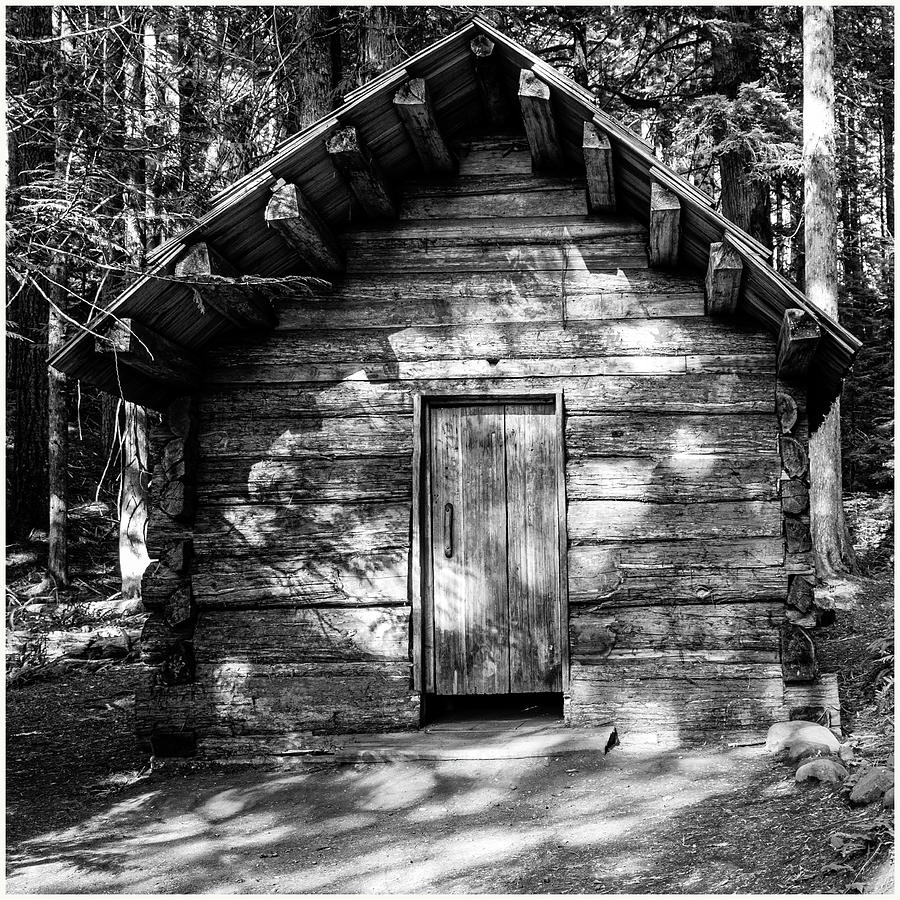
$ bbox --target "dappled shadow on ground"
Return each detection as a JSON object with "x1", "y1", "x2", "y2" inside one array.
[{"x1": 6, "y1": 745, "x2": 853, "y2": 894}]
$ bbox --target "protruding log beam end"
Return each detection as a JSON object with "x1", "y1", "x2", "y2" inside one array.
[
  {"x1": 174, "y1": 241, "x2": 277, "y2": 330},
  {"x1": 518, "y1": 69, "x2": 565, "y2": 172},
  {"x1": 582, "y1": 122, "x2": 615, "y2": 212},
  {"x1": 265, "y1": 180, "x2": 344, "y2": 276},
  {"x1": 393, "y1": 77, "x2": 455, "y2": 174},
  {"x1": 325, "y1": 126, "x2": 395, "y2": 220},
  {"x1": 470, "y1": 34, "x2": 510, "y2": 127},
  {"x1": 781, "y1": 623, "x2": 819, "y2": 684},
  {"x1": 777, "y1": 308, "x2": 822, "y2": 380},
  {"x1": 648, "y1": 182, "x2": 681, "y2": 268},
  {"x1": 95, "y1": 317, "x2": 201, "y2": 387},
  {"x1": 705, "y1": 240, "x2": 744, "y2": 315}
]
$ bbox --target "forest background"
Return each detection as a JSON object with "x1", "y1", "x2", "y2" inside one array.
[{"x1": 4, "y1": 4, "x2": 894, "y2": 575}]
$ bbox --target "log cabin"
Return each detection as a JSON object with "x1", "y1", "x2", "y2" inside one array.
[{"x1": 50, "y1": 16, "x2": 861, "y2": 755}]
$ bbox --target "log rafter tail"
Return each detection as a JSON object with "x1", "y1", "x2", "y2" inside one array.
[
  {"x1": 582, "y1": 121, "x2": 615, "y2": 212},
  {"x1": 95, "y1": 317, "x2": 201, "y2": 388},
  {"x1": 705, "y1": 239, "x2": 744, "y2": 316},
  {"x1": 777, "y1": 308, "x2": 822, "y2": 381},
  {"x1": 173, "y1": 241, "x2": 278, "y2": 330},
  {"x1": 649, "y1": 182, "x2": 681, "y2": 268},
  {"x1": 325, "y1": 125, "x2": 396, "y2": 220},
  {"x1": 518, "y1": 68, "x2": 565, "y2": 172},
  {"x1": 264, "y1": 180, "x2": 345, "y2": 277},
  {"x1": 470, "y1": 34, "x2": 510, "y2": 128},
  {"x1": 392, "y1": 76, "x2": 456, "y2": 174}
]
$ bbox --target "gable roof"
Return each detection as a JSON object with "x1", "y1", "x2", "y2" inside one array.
[{"x1": 50, "y1": 13, "x2": 860, "y2": 412}]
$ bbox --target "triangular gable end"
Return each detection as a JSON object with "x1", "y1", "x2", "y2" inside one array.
[{"x1": 50, "y1": 14, "x2": 861, "y2": 418}]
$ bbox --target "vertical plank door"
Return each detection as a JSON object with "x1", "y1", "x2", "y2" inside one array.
[
  {"x1": 429, "y1": 405, "x2": 510, "y2": 694},
  {"x1": 504, "y1": 403, "x2": 562, "y2": 692}
]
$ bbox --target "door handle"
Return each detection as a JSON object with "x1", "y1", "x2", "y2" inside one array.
[{"x1": 443, "y1": 502, "x2": 453, "y2": 558}]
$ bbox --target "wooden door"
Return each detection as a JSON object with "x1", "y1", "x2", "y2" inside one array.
[{"x1": 426, "y1": 401, "x2": 562, "y2": 695}]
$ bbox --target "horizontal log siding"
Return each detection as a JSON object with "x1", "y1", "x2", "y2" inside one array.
[{"x1": 186, "y1": 142, "x2": 784, "y2": 741}]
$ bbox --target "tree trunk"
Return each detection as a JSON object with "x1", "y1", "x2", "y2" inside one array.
[
  {"x1": 6, "y1": 6, "x2": 52, "y2": 538},
  {"x1": 48, "y1": 5, "x2": 74, "y2": 586},
  {"x1": 116, "y1": 8, "x2": 154, "y2": 601},
  {"x1": 119, "y1": 402, "x2": 151, "y2": 600},
  {"x1": 708, "y1": 6, "x2": 774, "y2": 248},
  {"x1": 359, "y1": 5, "x2": 400, "y2": 84},
  {"x1": 803, "y1": 5, "x2": 856, "y2": 577}
]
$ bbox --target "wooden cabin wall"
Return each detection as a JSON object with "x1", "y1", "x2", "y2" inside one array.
[{"x1": 137, "y1": 138, "x2": 796, "y2": 749}]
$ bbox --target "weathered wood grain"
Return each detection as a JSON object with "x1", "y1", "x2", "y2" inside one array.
[
  {"x1": 705, "y1": 240, "x2": 743, "y2": 315},
  {"x1": 583, "y1": 122, "x2": 616, "y2": 212},
  {"x1": 265, "y1": 181, "x2": 344, "y2": 276},
  {"x1": 393, "y1": 77, "x2": 455, "y2": 173},
  {"x1": 505, "y1": 403, "x2": 562, "y2": 692},
  {"x1": 567, "y1": 562, "x2": 786, "y2": 607},
  {"x1": 430, "y1": 404, "x2": 510, "y2": 695},
  {"x1": 567, "y1": 499, "x2": 781, "y2": 542},
  {"x1": 518, "y1": 69, "x2": 565, "y2": 170},
  {"x1": 566, "y1": 414, "x2": 776, "y2": 456},
  {"x1": 777, "y1": 308, "x2": 821, "y2": 379},
  {"x1": 325, "y1": 126, "x2": 395, "y2": 219},
  {"x1": 194, "y1": 607, "x2": 410, "y2": 662},
  {"x1": 345, "y1": 239, "x2": 648, "y2": 275},
  {"x1": 191, "y1": 547, "x2": 409, "y2": 608},
  {"x1": 199, "y1": 372, "x2": 773, "y2": 422},
  {"x1": 571, "y1": 602, "x2": 783, "y2": 656},
  {"x1": 192, "y1": 501, "x2": 410, "y2": 555},
  {"x1": 455, "y1": 140, "x2": 531, "y2": 176},
  {"x1": 199, "y1": 414, "x2": 413, "y2": 457},
  {"x1": 566, "y1": 453, "x2": 779, "y2": 501},
  {"x1": 197, "y1": 456, "x2": 412, "y2": 503},
  {"x1": 399, "y1": 185, "x2": 587, "y2": 219},
  {"x1": 649, "y1": 182, "x2": 681, "y2": 267},
  {"x1": 217, "y1": 319, "x2": 776, "y2": 367},
  {"x1": 568, "y1": 667, "x2": 786, "y2": 735},
  {"x1": 568, "y1": 537, "x2": 785, "y2": 587}
]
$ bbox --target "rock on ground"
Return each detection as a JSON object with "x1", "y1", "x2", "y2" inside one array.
[
  {"x1": 788, "y1": 740, "x2": 836, "y2": 763},
  {"x1": 765, "y1": 721, "x2": 840, "y2": 754},
  {"x1": 883, "y1": 787, "x2": 894, "y2": 810},
  {"x1": 849, "y1": 766, "x2": 894, "y2": 805},
  {"x1": 795, "y1": 758, "x2": 848, "y2": 784}
]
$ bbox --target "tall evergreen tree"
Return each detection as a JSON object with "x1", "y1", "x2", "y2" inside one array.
[{"x1": 804, "y1": 5, "x2": 856, "y2": 576}]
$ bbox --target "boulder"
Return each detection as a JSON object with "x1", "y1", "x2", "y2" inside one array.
[
  {"x1": 849, "y1": 767, "x2": 894, "y2": 805},
  {"x1": 883, "y1": 787, "x2": 894, "y2": 810},
  {"x1": 838, "y1": 742, "x2": 856, "y2": 763},
  {"x1": 788, "y1": 740, "x2": 835, "y2": 763},
  {"x1": 796, "y1": 758, "x2": 848, "y2": 784},
  {"x1": 765, "y1": 721, "x2": 841, "y2": 754}
]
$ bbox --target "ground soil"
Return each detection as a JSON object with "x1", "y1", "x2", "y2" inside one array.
[{"x1": 5, "y1": 492, "x2": 894, "y2": 893}]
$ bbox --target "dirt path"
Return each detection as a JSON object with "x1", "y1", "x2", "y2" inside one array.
[{"x1": 7, "y1": 744, "x2": 862, "y2": 894}]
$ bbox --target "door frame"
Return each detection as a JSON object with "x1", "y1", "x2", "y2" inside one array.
[{"x1": 410, "y1": 391, "x2": 570, "y2": 705}]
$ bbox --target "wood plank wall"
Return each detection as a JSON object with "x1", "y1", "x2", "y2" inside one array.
[{"x1": 168, "y1": 137, "x2": 787, "y2": 745}]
